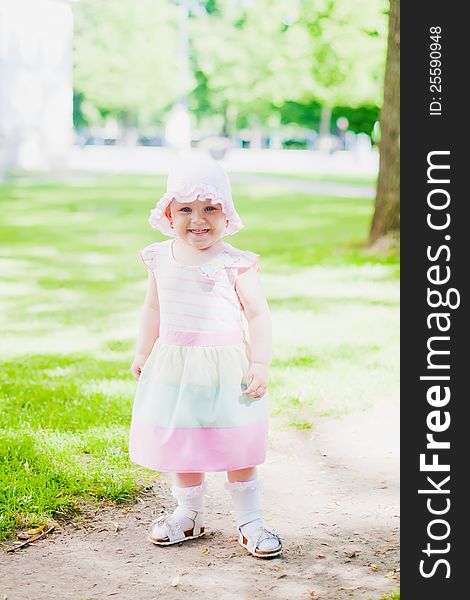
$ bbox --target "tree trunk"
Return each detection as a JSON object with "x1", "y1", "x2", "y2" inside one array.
[
  {"x1": 319, "y1": 104, "x2": 332, "y2": 138},
  {"x1": 369, "y1": 0, "x2": 400, "y2": 244}
]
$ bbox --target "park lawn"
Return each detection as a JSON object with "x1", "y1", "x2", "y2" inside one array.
[{"x1": 0, "y1": 174, "x2": 399, "y2": 540}]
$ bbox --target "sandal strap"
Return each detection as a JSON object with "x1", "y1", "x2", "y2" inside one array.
[
  {"x1": 240, "y1": 521, "x2": 281, "y2": 553},
  {"x1": 253, "y1": 524, "x2": 281, "y2": 549},
  {"x1": 151, "y1": 514, "x2": 184, "y2": 540},
  {"x1": 150, "y1": 508, "x2": 201, "y2": 542}
]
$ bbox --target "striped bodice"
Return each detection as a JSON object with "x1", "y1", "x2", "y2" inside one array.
[{"x1": 140, "y1": 239, "x2": 259, "y2": 346}]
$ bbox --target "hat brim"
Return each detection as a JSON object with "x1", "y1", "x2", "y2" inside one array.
[{"x1": 149, "y1": 184, "x2": 244, "y2": 237}]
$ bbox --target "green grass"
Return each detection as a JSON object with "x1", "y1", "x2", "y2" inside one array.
[{"x1": 0, "y1": 173, "x2": 399, "y2": 540}]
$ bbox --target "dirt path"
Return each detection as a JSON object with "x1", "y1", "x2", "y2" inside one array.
[{"x1": 1, "y1": 404, "x2": 399, "y2": 600}]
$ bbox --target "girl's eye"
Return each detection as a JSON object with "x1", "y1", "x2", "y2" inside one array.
[
  {"x1": 180, "y1": 207, "x2": 191, "y2": 213},
  {"x1": 204, "y1": 206, "x2": 216, "y2": 212}
]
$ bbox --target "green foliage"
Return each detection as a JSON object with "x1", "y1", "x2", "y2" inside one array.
[
  {"x1": 301, "y1": 0, "x2": 388, "y2": 106},
  {"x1": 72, "y1": 0, "x2": 388, "y2": 130},
  {"x1": 192, "y1": 0, "x2": 315, "y2": 128},
  {"x1": 332, "y1": 105, "x2": 380, "y2": 135},
  {"x1": 190, "y1": 0, "x2": 387, "y2": 128},
  {"x1": 73, "y1": 0, "x2": 183, "y2": 125},
  {"x1": 280, "y1": 101, "x2": 380, "y2": 135}
]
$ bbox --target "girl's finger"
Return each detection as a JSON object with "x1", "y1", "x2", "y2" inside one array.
[
  {"x1": 243, "y1": 382, "x2": 266, "y2": 397},
  {"x1": 242, "y1": 381, "x2": 258, "y2": 395}
]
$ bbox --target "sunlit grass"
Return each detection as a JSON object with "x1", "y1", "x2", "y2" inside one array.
[
  {"x1": 264, "y1": 265, "x2": 399, "y2": 425},
  {"x1": 374, "y1": 592, "x2": 400, "y2": 600},
  {"x1": 0, "y1": 173, "x2": 398, "y2": 539}
]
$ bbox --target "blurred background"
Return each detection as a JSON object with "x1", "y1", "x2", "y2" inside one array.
[
  {"x1": 1, "y1": 0, "x2": 390, "y2": 176},
  {"x1": 0, "y1": 0, "x2": 399, "y2": 556}
]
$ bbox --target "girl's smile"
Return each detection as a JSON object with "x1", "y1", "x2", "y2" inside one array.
[{"x1": 167, "y1": 198, "x2": 228, "y2": 250}]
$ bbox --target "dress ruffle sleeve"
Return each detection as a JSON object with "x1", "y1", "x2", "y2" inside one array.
[
  {"x1": 232, "y1": 250, "x2": 260, "y2": 276},
  {"x1": 139, "y1": 242, "x2": 160, "y2": 271},
  {"x1": 197, "y1": 248, "x2": 260, "y2": 284}
]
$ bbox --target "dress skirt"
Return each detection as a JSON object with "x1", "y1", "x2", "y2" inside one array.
[{"x1": 129, "y1": 339, "x2": 269, "y2": 473}]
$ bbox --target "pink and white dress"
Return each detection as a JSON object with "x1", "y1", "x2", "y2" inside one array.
[{"x1": 128, "y1": 239, "x2": 269, "y2": 473}]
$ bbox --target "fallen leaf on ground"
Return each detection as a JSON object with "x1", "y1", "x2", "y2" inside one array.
[
  {"x1": 377, "y1": 546, "x2": 399, "y2": 554},
  {"x1": 276, "y1": 574, "x2": 287, "y2": 579},
  {"x1": 200, "y1": 547, "x2": 210, "y2": 555},
  {"x1": 309, "y1": 592, "x2": 319, "y2": 599},
  {"x1": 26, "y1": 525, "x2": 45, "y2": 536}
]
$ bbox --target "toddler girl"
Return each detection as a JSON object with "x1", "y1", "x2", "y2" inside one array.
[{"x1": 129, "y1": 155, "x2": 281, "y2": 558}]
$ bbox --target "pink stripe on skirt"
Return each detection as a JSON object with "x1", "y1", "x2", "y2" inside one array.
[
  {"x1": 159, "y1": 329, "x2": 243, "y2": 346},
  {"x1": 129, "y1": 418, "x2": 268, "y2": 472}
]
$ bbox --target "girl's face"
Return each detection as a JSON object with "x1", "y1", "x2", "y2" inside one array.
[{"x1": 168, "y1": 198, "x2": 228, "y2": 249}]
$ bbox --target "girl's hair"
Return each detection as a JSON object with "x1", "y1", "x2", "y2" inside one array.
[{"x1": 148, "y1": 154, "x2": 244, "y2": 237}]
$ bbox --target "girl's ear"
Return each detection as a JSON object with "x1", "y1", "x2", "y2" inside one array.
[{"x1": 164, "y1": 205, "x2": 172, "y2": 221}]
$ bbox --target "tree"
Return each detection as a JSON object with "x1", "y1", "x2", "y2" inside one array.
[
  {"x1": 192, "y1": 0, "x2": 387, "y2": 138},
  {"x1": 191, "y1": 0, "x2": 314, "y2": 135},
  {"x1": 369, "y1": 0, "x2": 400, "y2": 243},
  {"x1": 73, "y1": 0, "x2": 185, "y2": 127},
  {"x1": 300, "y1": 0, "x2": 388, "y2": 137}
]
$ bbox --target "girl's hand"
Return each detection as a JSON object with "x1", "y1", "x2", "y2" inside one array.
[
  {"x1": 130, "y1": 353, "x2": 149, "y2": 381},
  {"x1": 242, "y1": 362, "x2": 269, "y2": 399}
]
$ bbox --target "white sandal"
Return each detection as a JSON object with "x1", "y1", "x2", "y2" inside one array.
[
  {"x1": 147, "y1": 508, "x2": 205, "y2": 546},
  {"x1": 238, "y1": 520, "x2": 282, "y2": 558}
]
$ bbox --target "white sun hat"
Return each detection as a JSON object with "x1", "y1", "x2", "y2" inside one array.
[{"x1": 148, "y1": 154, "x2": 244, "y2": 237}]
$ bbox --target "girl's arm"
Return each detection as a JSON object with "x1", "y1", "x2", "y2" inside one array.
[
  {"x1": 130, "y1": 270, "x2": 160, "y2": 380},
  {"x1": 235, "y1": 267, "x2": 272, "y2": 398}
]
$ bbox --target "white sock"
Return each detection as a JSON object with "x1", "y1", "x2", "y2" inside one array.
[
  {"x1": 152, "y1": 481, "x2": 207, "y2": 537},
  {"x1": 225, "y1": 479, "x2": 279, "y2": 552}
]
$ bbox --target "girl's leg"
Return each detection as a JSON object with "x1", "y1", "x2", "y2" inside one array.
[
  {"x1": 225, "y1": 467, "x2": 281, "y2": 555},
  {"x1": 173, "y1": 472, "x2": 205, "y2": 487},
  {"x1": 148, "y1": 472, "x2": 208, "y2": 544},
  {"x1": 227, "y1": 466, "x2": 257, "y2": 483}
]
